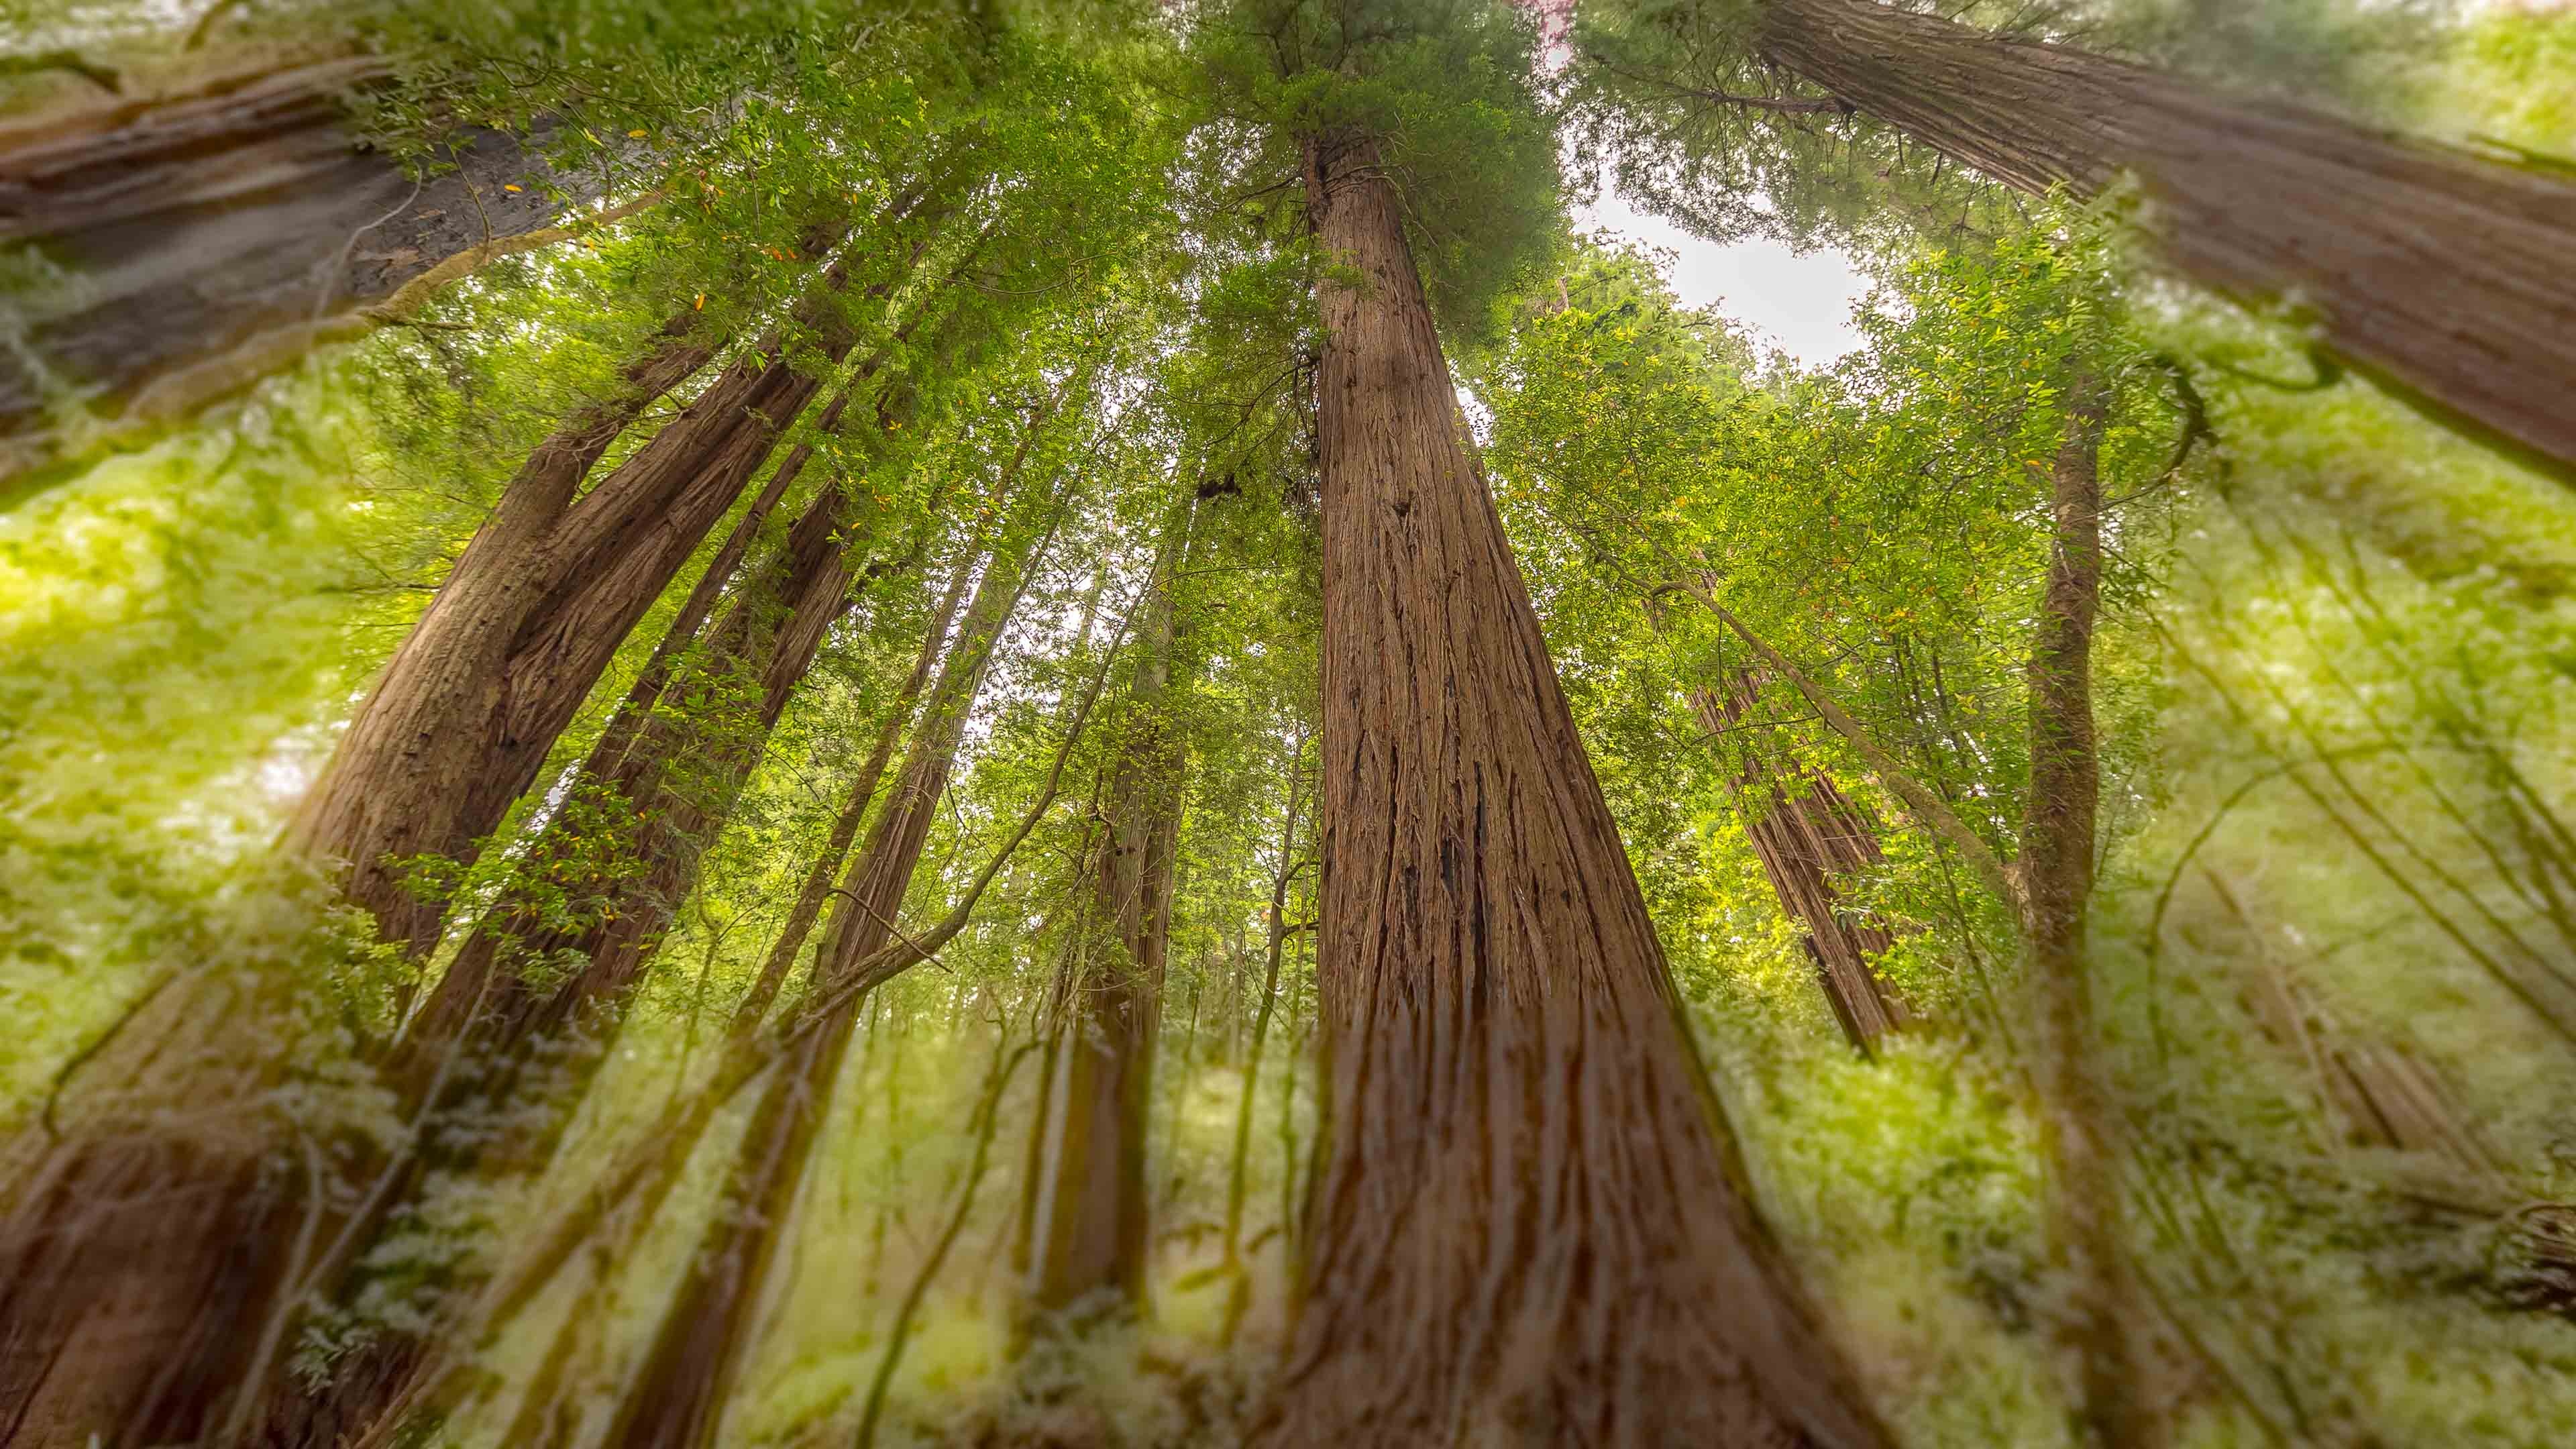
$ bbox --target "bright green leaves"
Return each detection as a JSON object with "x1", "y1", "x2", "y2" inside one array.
[
  {"x1": 1185, "y1": 0, "x2": 1562, "y2": 341},
  {"x1": 1483, "y1": 211, "x2": 2185, "y2": 1014}
]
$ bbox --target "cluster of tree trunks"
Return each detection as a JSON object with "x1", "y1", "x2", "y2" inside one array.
[
  {"x1": 600, "y1": 503, "x2": 1049, "y2": 1449},
  {"x1": 0, "y1": 182, "x2": 967, "y2": 1446},
  {"x1": 0, "y1": 54, "x2": 619, "y2": 488},
  {"x1": 1689, "y1": 678, "x2": 1912, "y2": 1052},
  {"x1": 263, "y1": 382, "x2": 915, "y2": 1448},
  {"x1": 282, "y1": 246, "x2": 863, "y2": 961},
  {"x1": 1253, "y1": 129, "x2": 1890, "y2": 1449},
  {"x1": 1750, "y1": 0, "x2": 2576, "y2": 481}
]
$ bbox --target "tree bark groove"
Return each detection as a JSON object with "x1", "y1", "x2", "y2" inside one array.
[
  {"x1": 0, "y1": 55, "x2": 612, "y2": 485},
  {"x1": 1252, "y1": 132, "x2": 1888, "y2": 1449},
  {"x1": 1758, "y1": 0, "x2": 2576, "y2": 481}
]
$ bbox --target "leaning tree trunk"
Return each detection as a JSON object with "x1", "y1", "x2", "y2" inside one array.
[
  {"x1": 2015, "y1": 381, "x2": 2153, "y2": 1449},
  {"x1": 282, "y1": 223, "x2": 908, "y2": 959},
  {"x1": 255, "y1": 386, "x2": 907, "y2": 1449},
  {"x1": 1018, "y1": 501, "x2": 1188, "y2": 1320},
  {"x1": 1249, "y1": 131, "x2": 1889, "y2": 1449},
  {"x1": 1690, "y1": 680, "x2": 1911, "y2": 1053},
  {"x1": 599, "y1": 524, "x2": 1040, "y2": 1449},
  {"x1": 1754, "y1": 0, "x2": 2576, "y2": 480},
  {"x1": 0, "y1": 943, "x2": 329, "y2": 1449},
  {"x1": 0, "y1": 55, "x2": 623, "y2": 487}
]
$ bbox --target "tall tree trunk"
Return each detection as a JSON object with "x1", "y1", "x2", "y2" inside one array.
[
  {"x1": 2015, "y1": 380, "x2": 2152, "y2": 1449},
  {"x1": 599, "y1": 521, "x2": 1044, "y2": 1449},
  {"x1": 1752, "y1": 0, "x2": 2576, "y2": 480},
  {"x1": 1688, "y1": 680, "x2": 1911, "y2": 1052},
  {"x1": 1018, "y1": 502, "x2": 1189, "y2": 1319},
  {"x1": 0, "y1": 55, "x2": 623, "y2": 487},
  {"x1": 252, "y1": 386, "x2": 909, "y2": 1449},
  {"x1": 0, "y1": 205, "x2": 929, "y2": 1449},
  {"x1": 733, "y1": 557, "x2": 980, "y2": 1036},
  {"x1": 285, "y1": 207, "x2": 921, "y2": 959},
  {"x1": 1252, "y1": 131, "x2": 1888, "y2": 1449}
]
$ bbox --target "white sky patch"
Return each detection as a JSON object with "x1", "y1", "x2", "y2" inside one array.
[{"x1": 1576, "y1": 189, "x2": 1872, "y2": 370}]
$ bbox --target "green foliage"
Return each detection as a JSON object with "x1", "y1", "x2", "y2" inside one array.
[
  {"x1": 1187, "y1": 0, "x2": 1564, "y2": 337},
  {"x1": 7, "y1": 3, "x2": 2576, "y2": 1446}
]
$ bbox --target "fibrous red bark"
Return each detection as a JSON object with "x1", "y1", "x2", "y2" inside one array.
[
  {"x1": 283, "y1": 233, "x2": 898, "y2": 960},
  {"x1": 0, "y1": 961, "x2": 316, "y2": 1448},
  {"x1": 1250, "y1": 131, "x2": 1888, "y2": 1449},
  {"x1": 1690, "y1": 680, "x2": 1911, "y2": 1052},
  {"x1": 1753, "y1": 0, "x2": 2576, "y2": 481},
  {"x1": 0, "y1": 55, "x2": 620, "y2": 486}
]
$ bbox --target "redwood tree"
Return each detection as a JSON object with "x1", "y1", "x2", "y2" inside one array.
[
  {"x1": 1582, "y1": 0, "x2": 2576, "y2": 481},
  {"x1": 1689, "y1": 679, "x2": 1912, "y2": 1052},
  {"x1": 283, "y1": 195, "x2": 941, "y2": 961},
  {"x1": 1187, "y1": 5, "x2": 1890, "y2": 1438}
]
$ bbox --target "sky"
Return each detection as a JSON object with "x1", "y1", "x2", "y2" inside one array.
[{"x1": 1578, "y1": 189, "x2": 1874, "y2": 370}]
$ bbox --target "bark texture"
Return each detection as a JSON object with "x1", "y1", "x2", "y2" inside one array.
[
  {"x1": 1756, "y1": 0, "x2": 2576, "y2": 480},
  {"x1": 256, "y1": 390, "x2": 898, "y2": 1449},
  {"x1": 396, "y1": 385, "x2": 879, "y2": 1085},
  {"x1": 600, "y1": 531, "x2": 1035, "y2": 1449},
  {"x1": 1690, "y1": 680, "x2": 1911, "y2": 1052},
  {"x1": 2015, "y1": 383, "x2": 2153, "y2": 1449},
  {"x1": 1251, "y1": 133, "x2": 1888, "y2": 1449},
  {"x1": 283, "y1": 241, "x2": 885, "y2": 959},
  {"x1": 1018, "y1": 509, "x2": 1187, "y2": 1318},
  {"x1": 0, "y1": 55, "x2": 612, "y2": 484},
  {"x1": 0, "y1": 963, "x2": 317, "y2": 1449}
]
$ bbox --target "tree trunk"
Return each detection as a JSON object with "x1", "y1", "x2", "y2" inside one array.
[
  {"x1": 250, "y1": 386, "x2": 911, "y2": 1449},
  {"x1": 284, "y1": 221, "x2": 910, "y2": 959},
  {"x1": 0, "y1": 959, "x2": 323, "y2": 1448},
  {"x1": 1689, "y1": 680, "x2": 1911, "y2": 1053},
  {"x1": 733, "y1": 557, "x2": 979, "y2": 1036},
  {"x1": 0, "y1": 55, "x2": 620, "y2": 486},
  {"x1": 1755, "y1": 0, "x2": 2576, "y2": 481},
  {"x1": 1219, "y1": 743, "x2": 1308, "y2": 1346},
  {"x1": 598, "y1": 523, "x2": 1041, "y2": 1449},
  {"x1": 1018, "y1": 502, "x2": 1189, "y2": 1319},
  {"x1": 1251, "y1": 131, "x2": 1888, "y2": 1449},
  {"x1": 2015, "y1": 380, "x2": 2153, "y2": 1449}
]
